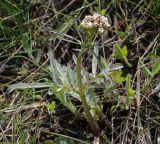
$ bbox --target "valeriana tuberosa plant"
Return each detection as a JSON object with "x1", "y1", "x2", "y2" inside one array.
[{"x1": 77, "y1": 14, "x2": 110, "y2": 136}]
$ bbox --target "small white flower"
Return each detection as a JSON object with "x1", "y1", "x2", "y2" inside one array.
[
  {"x1": 98, "y1": 27, "x2": 104, "y2": 34},
  {"x1": 87, "y1": 22, "x2": 93, "y2": 27},
  {"x1": 93, "y1": 21, "x2": 99, "y2": 27}
]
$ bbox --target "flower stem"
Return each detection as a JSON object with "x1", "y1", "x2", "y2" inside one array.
[{"x1": 76, "y1": 48, "x2": 100, "y2": 137}]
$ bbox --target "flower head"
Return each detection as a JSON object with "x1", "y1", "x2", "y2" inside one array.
[{"x1": 81, "y1": 13, "x2": 110, "y2": 34}]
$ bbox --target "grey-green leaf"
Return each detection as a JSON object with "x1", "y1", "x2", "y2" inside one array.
[
  {"x1": 92, "y1": 43, "x2": 99, "y2": 77},
  {"x1": 8, "y1": 83, "x2": 52, "y2": 93}
]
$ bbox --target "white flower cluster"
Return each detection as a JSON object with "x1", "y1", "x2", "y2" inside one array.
[{"x1": 81, "y1": 13, "x2": 110, "y2": 34}]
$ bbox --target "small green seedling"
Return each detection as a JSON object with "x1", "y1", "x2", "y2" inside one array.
[{"x1": 113, "y1": 44, "x2": 132, "y2": 67}]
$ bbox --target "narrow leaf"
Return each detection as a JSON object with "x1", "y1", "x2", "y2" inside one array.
[
  {"x1": 121, "y1": 45, "x2": 127, "y2": 56},
  {"x1": 115, "y1": 44, "x2": 123, "y2": 59},
  {"x1": 140, "y1": 60, "x2": 152, "y2": 77},
  {"x1": 125, "y1": 74, "x2": 135, "y2": 109},
  {"x1": 22, "y1": 32, "x2": 33, "y2": 58},
  {"x1": 92, "y1": 43, "x2": 99, "y2": 77},
  {"x1": 151, "y1": 61, "x2": 160, "y2": 77},
  {"x1": 8, "y1": 83, "x2": 52, "y2": 93}
]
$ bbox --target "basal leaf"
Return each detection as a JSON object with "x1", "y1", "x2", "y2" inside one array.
[{"x1": 8, "y1": 83, "x2": 52, "y2": 93}]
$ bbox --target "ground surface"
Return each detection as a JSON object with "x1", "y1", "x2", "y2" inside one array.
[{"x1": 0, "y1": 0, "x2": 160, "y2": 144}]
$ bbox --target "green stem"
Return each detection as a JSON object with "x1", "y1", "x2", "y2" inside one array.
[
  {"x1": 124, "y1": 57, "x2": 132, "y2": 67},
  {"x1": 76, "y1": 48, "x2": 100, "y2": 137}
]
